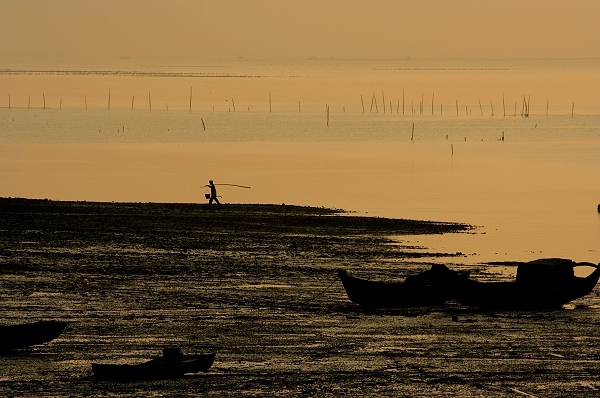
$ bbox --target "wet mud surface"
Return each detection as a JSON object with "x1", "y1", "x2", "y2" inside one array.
[{"x1": 1, "y1": 198, "x2": 599, "y2": 397}]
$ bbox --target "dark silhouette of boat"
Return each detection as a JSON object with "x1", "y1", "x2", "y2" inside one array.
[
  {"x1": 338, "y1": 264, "x2": 470, "y2": 308},
  {"x1": 92, "y1": 348, "x2": 216, "y2": 382},
  {"x1": 454, "y1": 258, "x2": 600, "y2": 310},
  {"x1": 0, "y1": 320, "x2": 67, "y2": 352}
]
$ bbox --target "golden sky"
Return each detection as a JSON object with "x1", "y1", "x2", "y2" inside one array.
[{"x1": 1, "y1": 0, "x2": 599, "y2": 61}]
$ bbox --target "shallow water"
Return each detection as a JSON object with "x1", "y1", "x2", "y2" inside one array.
[{"x1": 1, "y1": 97, "x2": 598, "y2": 263}]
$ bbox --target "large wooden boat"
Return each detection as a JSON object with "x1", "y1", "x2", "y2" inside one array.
[
  {"x1": 454, "y1": 258, "x2": 600, "y2": 310},
  {"x1": 92, "y1": 348, "x2": 216, "y2": 382},
  {"x1": 0, "y1": 320, "x2": 67, "y2": 352},
  {"x1": 338, "y1": 264, "x2": 469, "y2": 308}
]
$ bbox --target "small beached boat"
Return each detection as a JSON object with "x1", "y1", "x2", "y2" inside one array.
[
  {"x1": 454, "y1": 258, "x2": 600, "y2": 310},
  {"x1": 0, "y1": 320, "x2": 67, "y2": 352},
  {"x1": 92, "y1": 348, "x2": 216, "y2": 382},
  {"x1": 338, "y1": 264, "x2": 470, "y2": 308}
]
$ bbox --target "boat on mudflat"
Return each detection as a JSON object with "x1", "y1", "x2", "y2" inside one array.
[
  {"x1": 453, "y1": 258, "x2": 600, "y2": 310},
  {"x1": 338, "y1": 264, "x2": 470, "y2": 308},
  {"x1": 0, "y1": 320, "x2": 67, "y2": 352},
  {"x1": 92, "y1": 348, "x2": 216, "y2": 382}
]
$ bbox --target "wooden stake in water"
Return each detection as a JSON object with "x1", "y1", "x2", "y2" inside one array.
[
  {"x1": 131, "y1": 96, "x2": 134, "y2": 110},
  {"x1": 201, "y1": 118, "x2": 206, "y2": 130},
  {"x1": 85, "y1": 95, "x2": 87, "y2": 110},
  {"x1": 478, "y1": 97, "x2": 483, "y2": 116},
  {"x1": 299, "y1": 102, "x2": 301, "y2": 113},
  {"x1": 373, "y1": 93, "x2": 378, "y2": 113},
  {"x1": 43, "y1": 93, "x2": 46, "y2": 110},
  {"x1": 326, "y1": 104, "x2": 330, "y2": 126},
  {"x1": 232, "y1": 99, "x2": 236, "y2": 112},
  {"x1": 28, "y1": 95, "x2": 30, "y2": 109},
  {"x1": 451, "y1": 144, "x2": 454, "y2": 155},
  {"x1": 440, "y1": 104, "x2": 443, "y2": 115},
  {"x1": 402, "y1": 89, "x2": 405, "y2": 115},
  {"x1": 431, "y1": 93, "x2": 434, "y2": 115},
  {"x1": 60, "y1": 98, "x2": 62, "y2": 110},
  {"x1": 502, "y1": 92, "x2": 506, "y2": 117},
  {"x1": 108, "y1": 88, "x2": 111, "y2": 110},
  {"x1": 149, "y1": 91, "x2": 152, "y2": 111},
  {"x1": 8, "y1": 94, "x2": 10, "y2": 109},
  {"x1": 490, "y1": 99, "x2": 494, "y2": 116},
  {"x1": 396, "y1": 99, "x2": 399, "y2": 114},
  {"x1": 456, "y1": 100, "x2": 458, "y2": 116},
  {"x1": 411, "y1": 122, "x2": 414, "y2": 141},
  {"x1": 189, "y1": 87, "x2": 193, "y2": 111},
  {"x1": 572, "y1": 103, "x2": 574, "y2": 118},
  {"x1": 360, "y1": 95, "x2": 364, "y2": 113},
  {"x1": 269, "y1": 93, "x2": 272, "y2": 113},
  {"x1": 370, "y1": 92, "x2": 375, "y2": 113},
  {"x1": 382, "y1": 90, "x2": 386, "y2": 114},
  {"x1": 546, "y1": 98, "x2": 549, "y2": 118}
]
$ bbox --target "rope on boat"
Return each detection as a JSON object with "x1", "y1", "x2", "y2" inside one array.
[{"x1": 306, "y1": 274, "x2": 339, "y2": 303}]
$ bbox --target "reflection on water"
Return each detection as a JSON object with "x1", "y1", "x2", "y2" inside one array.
[{"x1": 0, "y1": 59, "x2": 598, "y2": 263}]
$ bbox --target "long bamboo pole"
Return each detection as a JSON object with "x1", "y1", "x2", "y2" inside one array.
[{"x1": 215, "y1": 184, "x2": 251, "y2": 188}]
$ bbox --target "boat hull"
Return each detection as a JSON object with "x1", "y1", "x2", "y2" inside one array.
[
  {"x1": 454, "y1": 260, "x2": 600, "y2": 310},
  {"x1": 0, "y1": 321, "x2": 67, "y2": 352},
  {"x1": 338, "y1": 265, "x2": 468, "y2": 308},
  {"x1": 92, "y1": 353, "x2": 216, "y2": 381}
]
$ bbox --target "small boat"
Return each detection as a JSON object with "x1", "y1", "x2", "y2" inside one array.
[
  {"x1": 92, "y1": 348, "x2": 216, "y2": 382},
  {"x1": 454, "y1": 258, "x2": 600, "y2": 310},
  {"x1": 0, "y1": 320, "x2": 67, "y2": 352},
  {"x1": 338, "y1": 264, "x2": 470, "y2": 308}
]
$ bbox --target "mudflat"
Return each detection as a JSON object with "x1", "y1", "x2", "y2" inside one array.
[{"x1": 1, "y1": 198, "x2": 599, "y2": 397}]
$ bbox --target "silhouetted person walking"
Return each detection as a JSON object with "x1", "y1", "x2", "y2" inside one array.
[{"x1": 205, "y1": 180, "x2": 221, "y2": 207}]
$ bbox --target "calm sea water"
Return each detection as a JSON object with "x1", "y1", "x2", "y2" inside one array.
[{"x1": 1, "y1": 58, "x2": 599, "y2": 264}]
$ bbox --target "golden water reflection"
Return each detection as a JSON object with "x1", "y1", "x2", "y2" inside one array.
[{"x1": 1, "y1": 140, "x2": 597, "y2": 263}]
